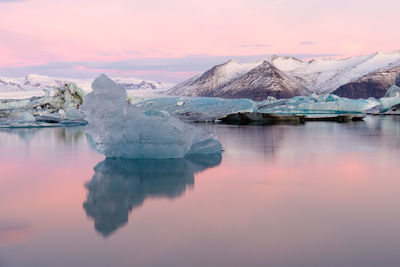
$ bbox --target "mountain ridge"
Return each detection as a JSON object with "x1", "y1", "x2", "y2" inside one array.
[{"x1": 167, "y1": 50, "x2": 400, "y2": 100}]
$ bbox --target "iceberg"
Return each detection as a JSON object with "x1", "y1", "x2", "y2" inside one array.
[
  {"x1": 0, "y1": 82, "x2": 86, "y2": 128},
  {"x1": 385, "y1": 76, "x2": 400, "y2": 98},
  {"x1": 132, "y1": 96, "x2": 257, "y2": 122},
  {"x1": 255, "y1": 94, "x2": 379, "y2": 114},
  {"x1": 254, "y1": 93, "x2": 400, "y2": 115},
  {"x1": 82, "y1": 74, "x2": 222, "y2": 159}
]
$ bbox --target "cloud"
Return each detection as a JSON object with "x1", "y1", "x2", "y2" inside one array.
[
  {"x1": 0, "y1": 53, "x2": 340, "y2": 83},
  {"x1": 0, "y1": 0, "x2": 27, "y2": 2},
  {"x1": 97, "y1": 52, "x2": 120, "y2": 57},
  {"x1": 124, "y1": 50, "x2": 143, "y2": 55},
  {"x1": 298, "y1": 41, "x2": 316, "y2": 45},
  {"x1": 239, "y1": 44, "x2": 269, "y2": 48}
]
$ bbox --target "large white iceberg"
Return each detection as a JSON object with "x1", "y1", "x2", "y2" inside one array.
[{"x1": 82, "y1": 74, "x2": 222, "y2": 159}]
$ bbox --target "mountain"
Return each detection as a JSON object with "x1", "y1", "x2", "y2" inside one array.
[
  {"x1": 22, "y1": 74, "x2": 67, "y2": 90},
  {"x1": 211, "y1": 61, "x2": 309, "y2": 100},
  {"x1": 332, "y1": 66, "x2": 400, "y2": 99},
  {"x1": 166, "y1": 60, "x2": 261, "y2": 96},
  {"x1": 0, "y1": 79, "x2": 24, "y2": 91},
  {"x1": 113, "y1": 78, "x2": 172, "y2": 90},
  {"x1": 0, "y1": 74, "x2": 172, "y2": 92},
  {"x1": 271, "y1": 51, "x2": 400, "y2": 94},
  {"x1": 167, "y1": 50, "x2": 400, "y2": 100}
]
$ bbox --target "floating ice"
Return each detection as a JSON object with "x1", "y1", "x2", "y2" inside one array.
[
  {"x1": 0, "y1": 81, "x2": 86, "y2": 128},
  {"x1": 133, "y1": 96, "x2": 257, "y2": 121},
  {"x1": 385, "y1": 84, "x2": 400, "y2": 98},
  {"x1": 254, "y1": 93, "x2": 400, "y2": 115},
  {"x1": 82, "y1": 74, "x2": 222, "y2": 159},
  {"x1": 131, "y1": 92, "x2": 400, "y2": 120}
]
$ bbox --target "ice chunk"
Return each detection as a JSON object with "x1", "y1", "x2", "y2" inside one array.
[
  {"x1": 384, "y1": 103, "x2": 400, "y2": 114},
  {"x1": 384, "y1": 76, "x2": 400, "y2": 98},
  {"x1": 256, "y1": 93, "x2": 380, "y2": 114},
  {"x1": 82, "y1": 74, "x2": 222, "y2": 159},
  {"x1": 385, "y1": 84, "x2": 400, "y2": 98},
  {"x1": 132, "y1": 96, "x2": 256, "y2": 122},
  {"x1": 17, "y1": 112, "x2": 35, "y2": 122}
]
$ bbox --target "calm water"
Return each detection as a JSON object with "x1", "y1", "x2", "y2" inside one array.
[{"x1": 1, "y1": 116, "x2": 400, "y2": 267}]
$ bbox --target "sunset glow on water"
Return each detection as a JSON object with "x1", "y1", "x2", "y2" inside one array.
[{"x1": 1, "y1": 117, "x2": 400, "y2": 266}]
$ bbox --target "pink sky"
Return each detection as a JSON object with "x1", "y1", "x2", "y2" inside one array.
[{"x1": 0, "y1": 0, "x2": 399, "y2": 81}]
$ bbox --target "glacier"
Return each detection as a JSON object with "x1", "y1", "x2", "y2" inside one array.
[{"x1": 82, "y1": 74, "x2": 222, "y2": 159}]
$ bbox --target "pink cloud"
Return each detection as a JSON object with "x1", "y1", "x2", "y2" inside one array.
[{"x1": 0, "y1": 0, "x2": 399, "y2": 78}]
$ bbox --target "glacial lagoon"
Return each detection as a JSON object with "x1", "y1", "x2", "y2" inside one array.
[{"x1": 1, "y1": 116, "x2": 400, "y2": 266}]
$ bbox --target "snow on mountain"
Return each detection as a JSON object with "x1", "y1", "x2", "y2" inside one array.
[
  {"x1": 22, "y1": 74, "x2": 66, "y2": 90},
  {"x1": 0, "y1": 74, "x2": 173, "y2": 95},
  {"x1": 213, "y1": 61, "x2": 309, "y2": 100},
  {"x1": 271, "y1": 50, "x2": 400, "y2": 94},
  {"x1": 166, "y1": 60, "x2": 261, "y2": 96},
  {"x1": 113, "y1": 77, "x2": 173, "y2": 90},
  {"x1": 0, "y1": 79, "x2": 24, "y2": 92},
  {"x1": 168, "y1": 50, "x2": 400, "y2": 100}
]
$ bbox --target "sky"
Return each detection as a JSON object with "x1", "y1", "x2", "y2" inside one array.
[{"x1": 0, "y1": 0, "x2": 399, "y2": 82}]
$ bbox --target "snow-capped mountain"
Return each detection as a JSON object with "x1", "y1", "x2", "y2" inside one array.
[
  {"x1": 167, "y1": 60, "x2": 261, "y2": 96},
  {"x1": 0, "y1": 74, "x2": 173, "y2": 93},
  {"x1": 168, "y1": 50, "x2": 400, "y2": 100},
  {"x1": 0, "y1": 79, "x2": 24, "y2": 91},
  {"x1": 113, "y1": 77, "x2": 172, "y2": 90},
  {"x1": 272, "y1": 51, "x2": 400, "y2": 94},
  {"x1": 22, "y1": 74, "x2": 67, "y2": 90},
  {"x1": 332, "y1": 66, "x2": 400, "y2": 99},
  {"x1": 212, "y1": 61, "x2": 309, "y2": 100}
]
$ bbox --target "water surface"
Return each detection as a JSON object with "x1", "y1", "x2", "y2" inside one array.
[{"x1": 1, "y1": 116, "x2": 400, "y2": 267}]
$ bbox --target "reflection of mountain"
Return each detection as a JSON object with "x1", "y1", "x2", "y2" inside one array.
[{"x1": 83, "y1": 155, "x2": 222, "y2": 237}]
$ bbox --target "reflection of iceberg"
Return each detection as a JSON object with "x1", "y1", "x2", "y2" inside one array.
[
  {"x1": 82, "y1": 75, "x2": 222, "y2": 158},
  {"x1": 83, "y1": 154, "x2": 222, "y2": 237},
  {"x1": 0, "y1": 127, "x2": 85, "y2": 144}
]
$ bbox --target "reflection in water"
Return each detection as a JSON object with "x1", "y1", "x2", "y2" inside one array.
[
  {"x1": 0, "y1": 126, "x2": 85, "y2": 145},
  {"x1": 0, "y1": 223, "x2": 30, "y2": 246},
  {"x1": 83, "y1": 154, "x2": 222, "y2": 237},
  {"x1": 0, "y1": 127, "x2": 41, "y2": 142},
  {"x1": 54, "y1": 127, "x2": 85, "y2": 144}
]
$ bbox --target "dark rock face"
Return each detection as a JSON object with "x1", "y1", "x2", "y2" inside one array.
[
  {"x1": 332, "y1": 81, "x2": 390, "y2": 99},
  {"x1": 167, "y1": 60, "x2": 308, "y2": 101},
  {"x1": 332, "y1": 67, "x2": 400, "y2": 99},
  {"x1": 213, "y1": 61, "x2": 309, "y2": 101},
  {"x1": 395, "y1": 76, "x2": 400, "y2": 87}
]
